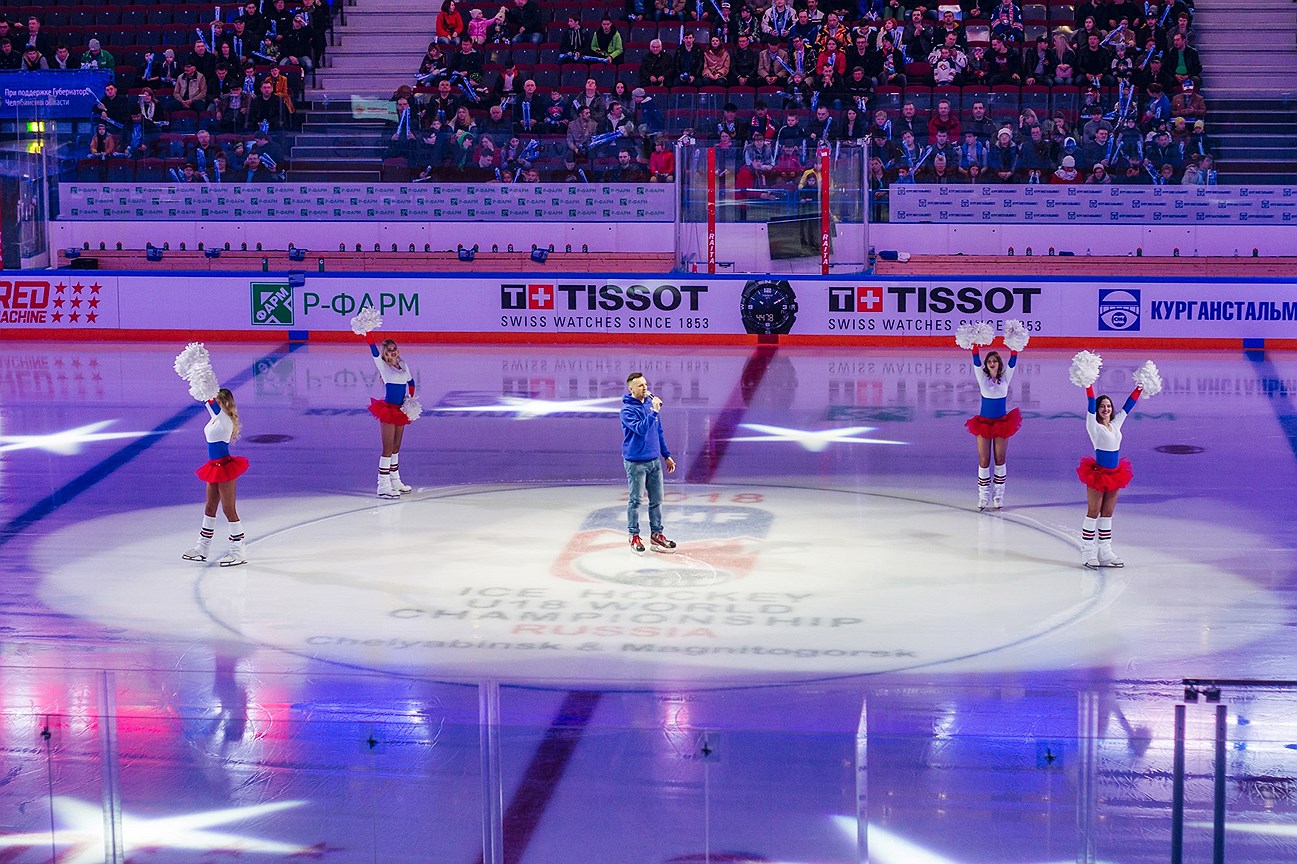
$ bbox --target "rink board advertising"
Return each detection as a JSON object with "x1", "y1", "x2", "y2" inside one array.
[
  {"x1": 58, "y1": 183, "x2": 677, "y2": 222},
  {"x1": 4, "y1": 273, "x2": 1296, "y2": 341},
  {"x1": 889, "y1": 184, "x2": 1297, "y2": 225}
]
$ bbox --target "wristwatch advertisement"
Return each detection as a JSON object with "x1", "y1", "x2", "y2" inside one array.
[{"x1": 740, "y1": 278, "x2": 799, "y2": 335}]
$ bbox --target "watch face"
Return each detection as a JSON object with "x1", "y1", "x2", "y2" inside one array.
[{"x1": 740, "y1": 279, "x2": 799, "y2": 335}]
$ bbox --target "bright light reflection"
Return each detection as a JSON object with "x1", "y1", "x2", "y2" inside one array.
[
  {"x1": 0, "y1": 797, "x2": 321, "y2": 863},
  {"x1": 435, "y1": 396, "x2": 621, "y2": 419},
  {"x1": 728, "y1": 424, "x2": 908, "y2": 453},
  {"x1": 831, "y1": 815, "x2": 1123, "y2": 864},
  {"x1": 1188, "y1": 821, "x2": 1297, "y2": 838},
  {"x1": 0, "y1": 420, "x2": 161, "y2": 455}
]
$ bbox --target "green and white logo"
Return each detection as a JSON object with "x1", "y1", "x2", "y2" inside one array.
[{"x1": 251, "y1": 281, "x2": 293, "y2": 326}]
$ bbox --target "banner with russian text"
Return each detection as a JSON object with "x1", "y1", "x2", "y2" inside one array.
[{"x1": 0, "y1": 71, "x2": 112, "y2": 118}]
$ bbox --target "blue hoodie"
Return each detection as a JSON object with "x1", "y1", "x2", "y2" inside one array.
[{"x1": 621, "y1": 392, "x2": 672, "y2": 462}]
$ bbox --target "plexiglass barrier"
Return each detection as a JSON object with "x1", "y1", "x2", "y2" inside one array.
[
  {"x1": 3, "y1": 666, "x2": 1295, "y2": 864},
  {"x1": 674, "y1": 141, "x2": 868, "y2": 273},
  {"x1": 0, "y1": 97, "x2": 62, "y2": 268}
]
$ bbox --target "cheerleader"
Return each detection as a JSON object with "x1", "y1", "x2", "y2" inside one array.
[
  {"x1": 957, "y1": 319, "x2": 1029, "y2": 509},
  {"x1": 174, "y1": 344, "x2": 249, "y2": 566},
  {"x1": 1070, "y1": 352, "x2": 1162, "y2": 568},
  {"x1": 351, "y1": 306, "x2": 421, "y2": 499}
]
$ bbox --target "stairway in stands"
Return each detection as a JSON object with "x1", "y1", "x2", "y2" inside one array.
[
  {"x1": 292, "y1": 0, "x2": 433, "y2": 181},
  {"x1": 1195, "y1": 0, "x2": 1297, "y2": 183}
]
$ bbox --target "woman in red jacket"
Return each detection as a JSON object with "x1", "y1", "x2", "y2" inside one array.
[{"x1": 436, "y1": 0, "x2": 465, "y2": 45}]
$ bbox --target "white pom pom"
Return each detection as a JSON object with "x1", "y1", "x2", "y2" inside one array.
[
  {"x1": 1069, "y1": 350, "x2": 1103, "y2": 388},
  {"x1": 400, "y1": 396, "x2": 423, "y2": 423},
  {"x1": 188, "y1": 368, "x2": 219, "y2": 402},
  {"x1": 1132, "y1": 360, "x2": 1162, "y2": 397},
  {"x1": 1002, "y1": 319, "x2": 1030, "y2": 352},
  {"x1": 174, "y1": 342, "x2": 220, "y2": 400},
  {"x1": 970, "y1": 320, "x2": 995, "y2": 346},
  {"x1": 954, "y1": 322, "x2": 978, "y2": 350},
  {"x1": 173, "y1": 342, "x2": 211, "y2": 380},
  {"x1": 351, "y1": 305, "x2": 383, "y2": 336}
]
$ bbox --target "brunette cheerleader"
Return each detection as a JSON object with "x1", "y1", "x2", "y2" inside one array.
[
  {"x1": 1069, "y1": 351, "x2": 1162, "y2": 568},
  {"x1": 957, "y1": 319, "x2": 1030, "y2": 509}
]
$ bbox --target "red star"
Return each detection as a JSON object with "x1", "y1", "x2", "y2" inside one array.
[
  {"x1": 51, "y1": 311, "x2": 63, "y2": 322},
  {"x1": 55, "y1": 282, "x2": 67, "y2": 293},
  {"x1": 71, "y1": 358, "x2": 82, "y2": 368},
  {"x1": 69, "y1": 311, "x2": 80, "y2": 322},
  {"x1": 86, "y1": 311, "x2": 98, "y2": 323},
  {"x1": 71, "y1": 297, "x2": 83, "y2": 308},
  {"x1": 88, "y1": 297, "x2": 100, "y2": 308},
  {"x1": 53, "y1": 296, "x2": 65, "y2": 308},
  {"x1": 89, "y1": 283, "x2": 102, "y2": 293},
  {"x1": 89, "y1": 358, "x2": 99, "y2": 367},
  {"x1": 72, "y1": 283, "x2": 84, "y2": 294}
]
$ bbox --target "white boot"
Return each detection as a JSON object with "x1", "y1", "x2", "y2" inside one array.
[
  {"x1": 219, "y1": 523, "x2": 247, "y2": 567},
  {"x1": 977, "y1": 468, "x2": 991, "y2": 510},
  {"x1": 390, "y1": 457, "x2": 412, "y2": 494},
  {"x1": 1081, "y1": 538, "x2": 1100, "y2": 569},
  {"x1": 182, "y1": 518, "x2": 216, "y2": 561},
  {"x1": 377, "y1": 473, "x2": 400, "y2": 499},
  {"x1": 1097, "y1": 517, "x2": 1123, "y2": 567},
  {"x1": 1081, "y1": 517, "x2": 1099, "y2": 569},
  {"x1": 992, "y1": 467, "x2": 1006, "y2": 509},
  {"x1": 182, "y1": 537, "x2": 211, "y2": 561}
]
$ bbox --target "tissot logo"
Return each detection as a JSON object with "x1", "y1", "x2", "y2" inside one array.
[
  {"x1": 828, "y1": 286, "x2": 884, "y2": 313},
  {"x1": 500, "y1": 284, "x2": 555, "y2": 310},
  {"x1": 500, "y1": 283, "x2": 708, "y2": 312}
]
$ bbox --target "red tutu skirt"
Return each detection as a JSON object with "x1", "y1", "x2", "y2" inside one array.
[
  {"x1": 196, "y1": 455, "x2": 250, "y2": 483},
  {"x1": 965, "y1": 408, "x2": 1022, "y2": 439},
  {"x1": 1077, "y1": 456, "x2": 1133, "y2": 492},
  {"x1": 369, "y1": 398, "x2": 411, "y2": 426}
]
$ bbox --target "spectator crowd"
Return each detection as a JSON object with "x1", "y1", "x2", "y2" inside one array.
[
  {"x1": 30, "y1": 0, "x2": 1215, "y2": 192},
  {"x1": 24, "y1": 1, "x2": 334, "y2": 182},
  {"x1": 383, "y1": 0, "x2": 1215, "y2": 200}
]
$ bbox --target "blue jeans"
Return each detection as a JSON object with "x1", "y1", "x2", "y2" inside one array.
[{"x1": 624, "y1": 458, "x2": 663, "y2": 536}]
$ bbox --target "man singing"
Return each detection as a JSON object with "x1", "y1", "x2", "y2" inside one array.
[{"x1": 621, "y1": 372, "x2": 678, "y2": 555}]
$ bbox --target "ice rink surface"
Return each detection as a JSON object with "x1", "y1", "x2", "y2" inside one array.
[{"x1": 1, "y1": 340, "x2": 1295, "y2": 863}]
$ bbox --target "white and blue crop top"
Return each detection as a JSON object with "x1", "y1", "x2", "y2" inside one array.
[
  {"x1": 203, "y1": 401, "x2": 233, "y2": 460},
  {"x1": 971, "y1": 349, "x2": 1017, "y2": 418},
  {"x1": 370, "y1": 341, "x2": 415, "y2": 405},
  {"x1": 1085, "y1": 385, "x2": 1140, "y2": 468}
]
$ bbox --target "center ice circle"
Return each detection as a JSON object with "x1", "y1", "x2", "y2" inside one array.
[{"x1": 189, "y1": 484, "x2": 1106, "y2": 685}]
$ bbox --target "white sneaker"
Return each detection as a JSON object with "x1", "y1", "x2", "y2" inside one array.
[
  {"x1": 182, "y1": 543, "x2": 210, "y2": 562},
  {"x1": 390, "y1": 468, "x2": 412, "y2": 494},
  {"x1": 377, "y1": 475, "x2": 400, "y2": 499}
]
